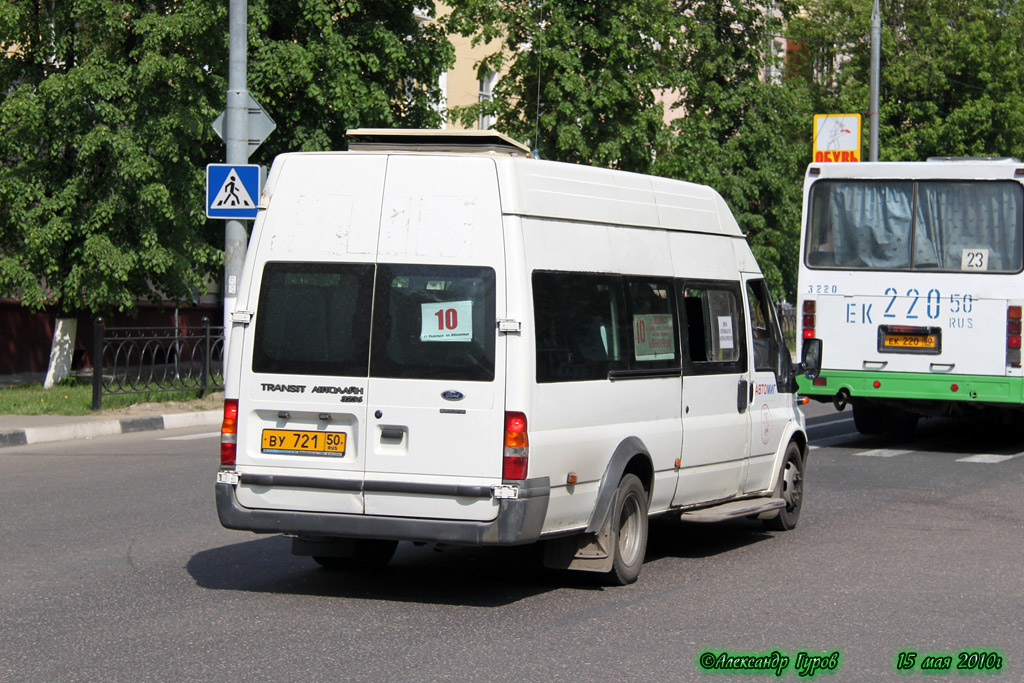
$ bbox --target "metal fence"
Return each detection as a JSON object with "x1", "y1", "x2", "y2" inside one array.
[
  {"x1": 91, "y1": 317, "x2": 224, "y2": 411},
  {"x1": 778, "y1": 302, "x2": 796, "y2": 350}
]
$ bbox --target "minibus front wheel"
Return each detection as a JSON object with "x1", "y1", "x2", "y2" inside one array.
[{"x1": 764, "y1": 442, "x2": 804, "y2": 531}]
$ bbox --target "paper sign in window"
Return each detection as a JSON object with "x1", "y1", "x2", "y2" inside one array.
[
  {"x1": 961, "y1": 248, "x2": 989, "y2": 271},
  {"x1": 420, "y1": 300, "x2": 473, "y2": 342},
  {"x1": 633, "y1": 314, "x2": 676, "y2": 361},
  {"x1": 718, "y1": 316, "x2": 735, "y2": 349}
]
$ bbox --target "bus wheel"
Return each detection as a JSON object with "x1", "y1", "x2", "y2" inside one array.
[
  {"x1": 314, "y1": 539, "x2": 398, "y2": 571},
  {"x1": 885, "y1": 409, "x2": 918, "y2": 437},
  {"x1": 853, "y1": 402, "x2": 886, "y2": 435},
  {"x1": 607, "y1": 474, "x2": 648, "y2": 585},
  {"x1": 764, "y1": 442, "x2": 804, "y2": 531}
]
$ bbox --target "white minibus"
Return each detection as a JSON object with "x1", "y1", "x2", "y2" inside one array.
[{"x1": 216, "y1": 129, "x2": 818, "y2": 584}]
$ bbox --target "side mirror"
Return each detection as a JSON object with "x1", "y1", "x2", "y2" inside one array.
[{"x1": 800, "y1": 338, "x2": 822, "y2": 380}]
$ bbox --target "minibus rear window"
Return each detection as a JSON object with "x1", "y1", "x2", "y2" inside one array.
[
  {"x1": 370, "y1": 264, "x2": 496, "y2": 382},
  {"x1": 252, "y1": 262, "x2": 374, "y2": 377}
]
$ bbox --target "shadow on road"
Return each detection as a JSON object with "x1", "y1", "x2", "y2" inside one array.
[
  {"x1": 189, "y1": 517, "x2": 775, "y2": 605},
  {"x1": 646, "y1": 516, "x2": 774, "y2": 562},
  {"x1": 188, "y1": 535, "x2": 567, "y2": 606}
]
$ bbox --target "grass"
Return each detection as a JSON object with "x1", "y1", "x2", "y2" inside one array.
[{"x1": 0, "y1": 378, "x2": 217, "y2": 416}]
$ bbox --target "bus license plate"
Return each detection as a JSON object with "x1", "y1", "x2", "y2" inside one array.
[
  {"x1": 883, "y1": 334, "x2": 937, "y2": 349},
  {"x1": 261, "y1": 429, "x2": 346, "y2": 456}
]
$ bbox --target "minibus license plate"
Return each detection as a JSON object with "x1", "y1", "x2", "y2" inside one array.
[
  {"x1": 883, "y1": 334, "x2": 937, "y2": 350},
  {"x1": 261, "y1": 429, "x2": 346, "y2": 455}
]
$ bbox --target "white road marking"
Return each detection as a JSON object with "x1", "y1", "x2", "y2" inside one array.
[
  {"x1": 956, "y1": 453, "x2": 1022, "y2": 464},
  {"x1": 808, "y1": 434, "x2": 859, "y2": 449},
  {"x1": 159, "y1": 431, "x2": 220, "y2": 441},
  {"x1": 856, "y1": 448, "x2": 912, "y2": 457}
]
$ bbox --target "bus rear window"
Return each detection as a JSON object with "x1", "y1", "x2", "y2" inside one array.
[{"x1": 806, "y1": 179, "x2": 1024, "y2": 272}]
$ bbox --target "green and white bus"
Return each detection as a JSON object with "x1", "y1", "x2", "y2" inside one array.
[{"x1": 796, "y1": 158, "x2": 1024, "y2": 434}]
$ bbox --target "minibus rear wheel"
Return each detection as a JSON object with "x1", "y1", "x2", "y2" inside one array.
[{"x1": 607, "y1": 474, "x2": 648, "y2": 585}]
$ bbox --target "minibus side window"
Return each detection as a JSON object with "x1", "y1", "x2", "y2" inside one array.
[
  {"x1": 533, "y1": 271, "x2": 629, "y2": 382},
  {"x1": 625, "y1": 277, "x2": 679, "y2": 369},
  {"x1": 746, "y1": 279, "x2": 789, "y2": 383},
  {"x1": 252, "y1": 262, "x2": 374, "y2": 377},
  {"x1": 678, "y1": 281, "x2": 747, "y2": 376}
]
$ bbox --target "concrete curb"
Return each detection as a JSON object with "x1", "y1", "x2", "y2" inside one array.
[{"x1": 0, "y1": 410, "x2": 222, "y2": 449}]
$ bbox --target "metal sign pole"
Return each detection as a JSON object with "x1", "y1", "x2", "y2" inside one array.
[
  {"x1": 869, "y1": 0, "x2": 880, "y2": 162},
  {"x1": 224, "y1": 0, "x2": 249, "y2": 349}
]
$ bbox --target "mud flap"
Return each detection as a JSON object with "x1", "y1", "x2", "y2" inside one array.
[{"x1": 542, "y1": 525, "x2": 614, "y2": 573}]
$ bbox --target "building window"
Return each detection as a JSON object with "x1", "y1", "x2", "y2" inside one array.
[{"x1": 478, "y1": 71, "x2": 498, "y2": 130}]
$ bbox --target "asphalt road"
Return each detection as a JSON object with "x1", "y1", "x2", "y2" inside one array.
[{"x1": 2, "y1": 406, "x2": 1022, "y2": 682}]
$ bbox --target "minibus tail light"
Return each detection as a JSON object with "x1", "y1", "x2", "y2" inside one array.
[
  {"x1": 503, "y1": 411, "x2": 529, "y2": 480},
  {"x1": 221, "y1": 399, "x2": 239, "y2": 466}
]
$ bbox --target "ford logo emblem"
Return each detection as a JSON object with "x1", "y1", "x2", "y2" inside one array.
[{"x1": 441, "y1": 390, "x2": 465, "y2": 401}]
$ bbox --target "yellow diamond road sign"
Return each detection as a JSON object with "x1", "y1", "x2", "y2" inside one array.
[{"x1": 813, "y1": 114, "x2": 862, "y2": 162}]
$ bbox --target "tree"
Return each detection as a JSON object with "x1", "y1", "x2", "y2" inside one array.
[
  {"x1": 789, "y1": 0, "x2": 1024, "y2": 161},
  {"x1": 0, "y1": 1, "x2": 226, "y2": 317},
  {"x1": 444, "y1": 0, "x2": 686, "y2": 174},
  {"x1": 654, "y1": 1, "x2": 808, "y2": 300},
  {"x1": 445, "y1": 0, "x2": 808, "y2": 299},
  {"x1": 0, "y1": 1, "x2": 455, "y2": 385},
  {"x1": 658, "y1": 82, "x2": 811, "y2": 300},
  {"x1": 246, "y1": 1, "x2": 454, "y2": 163},
  {"x1": 0, "y1": 1, "x2": 227, "y2": 384}
]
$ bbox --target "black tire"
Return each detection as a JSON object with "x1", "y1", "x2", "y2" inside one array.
[
  {"x1": 607, "y1": 473, "x2": 648, "y2": 585},
  {"x1": 852, "y1": 402, "x2": 886, "y2": 435},
  {"x1": 313, "y1": 539, "x2": 398, "y2": 571},
  {"x1": 764, "y1": 442, "x2": 804, "y2": 532},
  {"x1": 885, "y1": 409, "x2": 919, "y2": 437}
]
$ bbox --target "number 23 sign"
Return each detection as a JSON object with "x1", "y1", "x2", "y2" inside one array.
[{"x1": 421, "y1": 300, "x2": 474, "y2": 342}]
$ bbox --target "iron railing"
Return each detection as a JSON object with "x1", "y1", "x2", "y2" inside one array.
[
  {"x1": 91, "y1": 317, "x2": 224, "y2": 411},
  {"x1": 778, "y1": 302, "x2": 796, "y2": 351}
]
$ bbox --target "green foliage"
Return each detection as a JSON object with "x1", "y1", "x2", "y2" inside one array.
[
  {"x1": 789, "y1": 0, "x2": 1024, "y2": 161},
  {"x1": 0, "y1": 1, "x2": 455, "y2": 318},
  {"x1": 0, "y1": 1, "x2": 227, "y2": 316},
  {"x1": 656, "y1": 1, "x2": 806, "y2": 300},
  {"x1": 4, "y1": 0, "x2": 1023, "y2": 318},
  {"x1": 247, "y1": 1, "x2": 454, "y2": 162},
  {"x1": 446, "y1": 0, "x2": 806, "y2": 299},
  {"x1": 659, "y1": 83, "x2": 811, "y2": 299},
  {"x1": 444, "y1": 0, "x2": 685, "y2": 173}
]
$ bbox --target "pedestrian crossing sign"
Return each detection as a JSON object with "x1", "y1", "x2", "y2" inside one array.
[{"x1": 206, "y1": 164, "x2": 261, "y2": 219}]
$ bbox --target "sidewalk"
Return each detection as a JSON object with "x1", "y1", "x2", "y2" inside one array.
[{"x1": 0, "y1": 373, "x2": 222, "y2": 449}]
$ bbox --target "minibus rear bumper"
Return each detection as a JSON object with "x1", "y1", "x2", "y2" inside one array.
[{"x1": 216, "y1": 477, "x2": 550, "y2": 546}]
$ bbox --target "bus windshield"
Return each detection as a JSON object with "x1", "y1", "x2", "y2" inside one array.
[{"x1": 805, "y1": 179, "x2": 1024, "y2": 272}]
